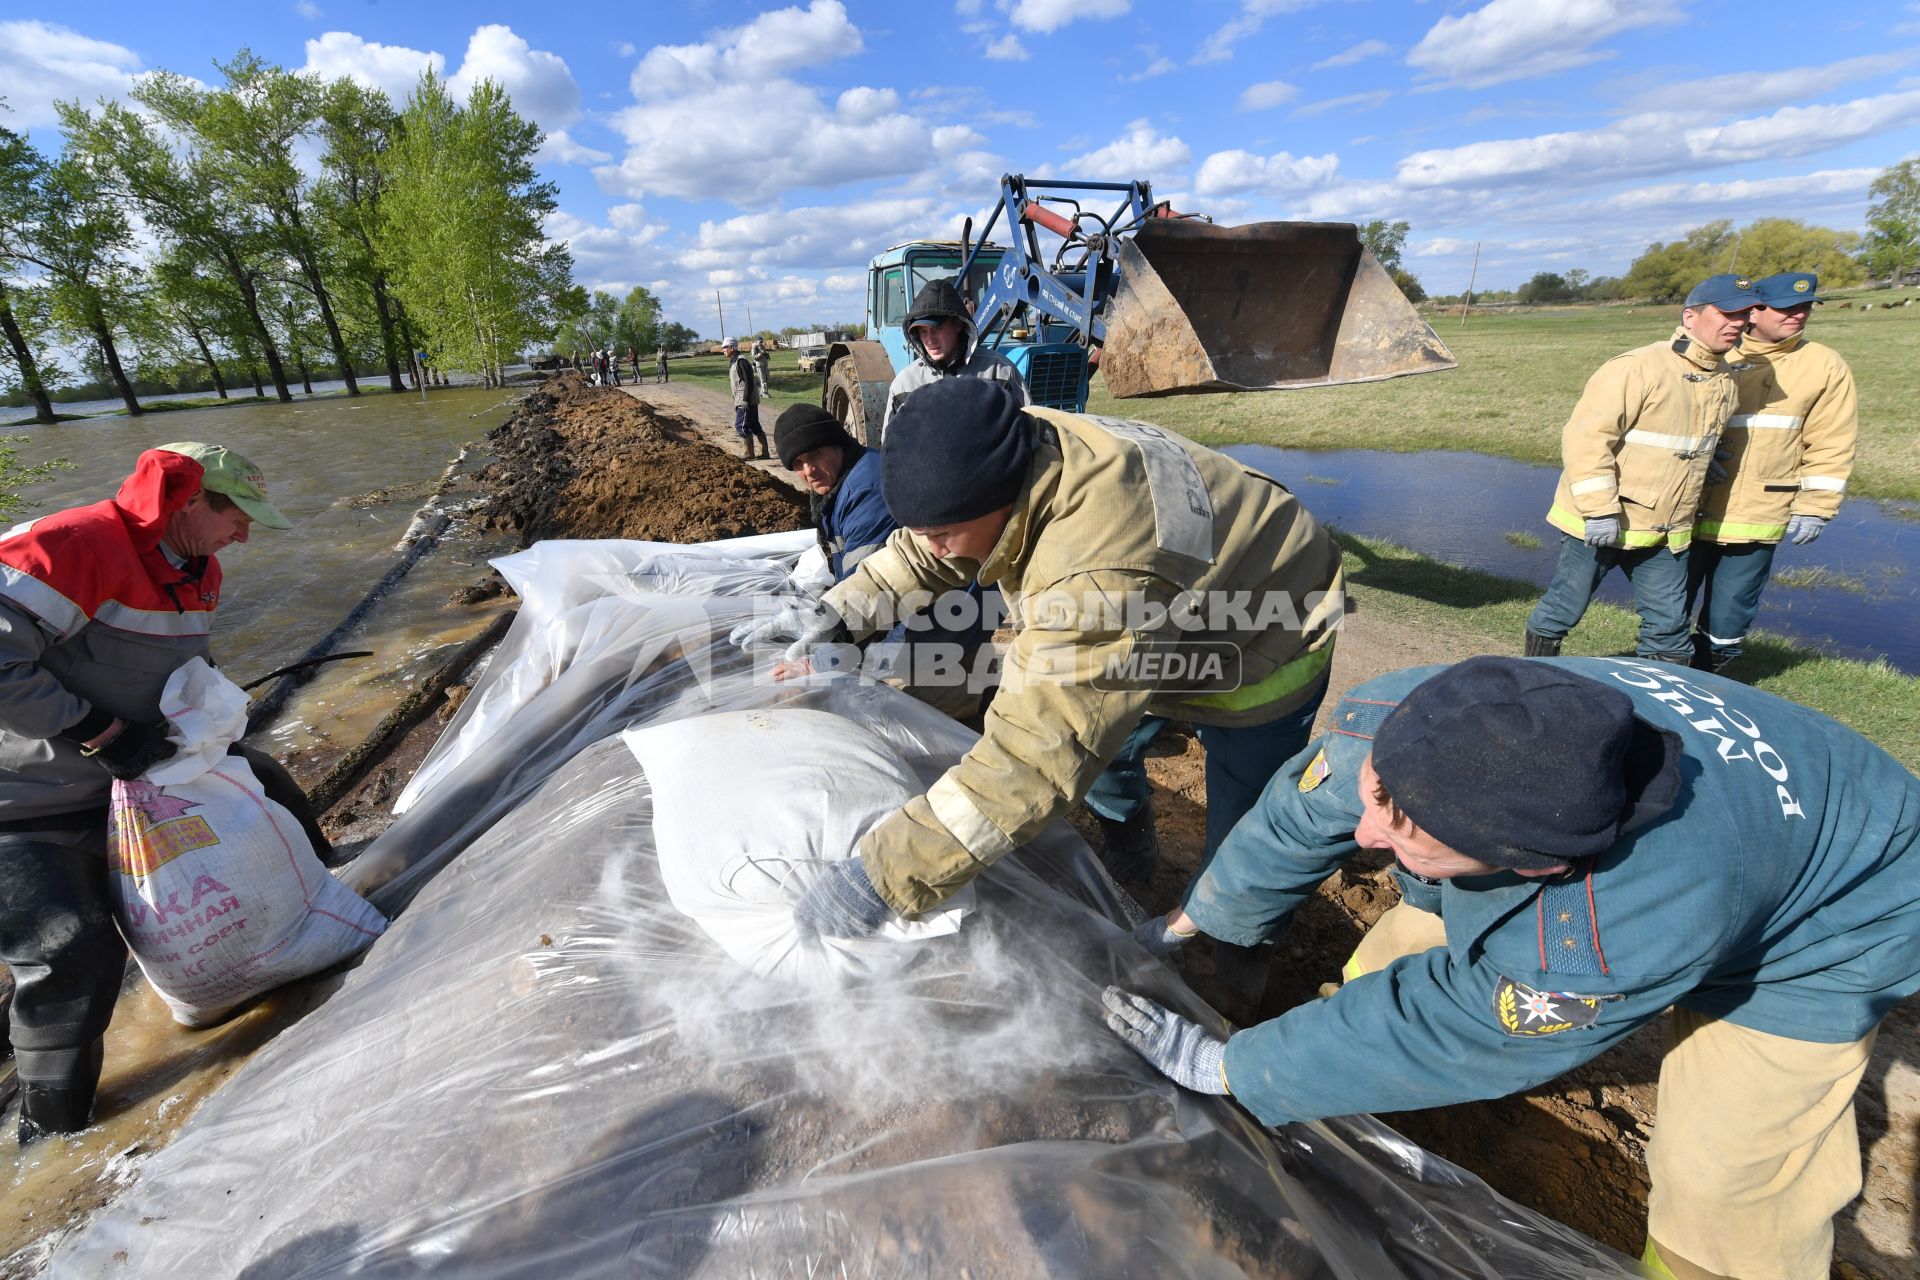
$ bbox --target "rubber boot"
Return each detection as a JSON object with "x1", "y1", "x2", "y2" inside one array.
[
  {"x1": 17, "y1": 1038, "x2": 103, "y2": 1145},
  {"x1": 1523, "y1": 631, "x2": 1562, "y2": 658},
  {"x1": 1094, "y1": 801, "x2": 1160, "y2": 882}
]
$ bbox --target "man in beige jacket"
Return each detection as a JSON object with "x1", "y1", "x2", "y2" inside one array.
[
  {"x1": 1688, "y1": 271, "x2": 1858, "y2": 674},
  {"x1": 1524, "y1": 274, "x2": 1760, "y2": 664},
  {"x1": 732, "y1": 378, "x2": 1344, "y2": 944}
]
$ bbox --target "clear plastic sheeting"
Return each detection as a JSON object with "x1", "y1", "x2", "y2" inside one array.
[{"x1": 51, "y1": 540, "x2": 1643, "y2": 1278}]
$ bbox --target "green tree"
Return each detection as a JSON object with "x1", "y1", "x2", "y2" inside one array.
[
  {"x1": 658, "y1": 321, "x2": 699, "y2": 352},
  {"x1": 1517, "y1": 271, "x2": 1576, "y2": 304},
  {"x1": 1861, "y1": 159, "x2": 1920, "y2": 283},
  {"x1": 1357, "y1": 218, "x2": 1426, "y2": 301},
  {"x1": 1727, "y1": 218, "x2": 1863, "y2": 285},
  {"x1": 0, "y1": 124, "x2": 61, "y2": 422},
  {"x1": 1624, "y1": 220, "x2": 1736, "y2": 302},
  {"x1": 380, "y1": 70, "x2": 571, "y2": 386},
  {"x1": 614, "y1": 286, "x2": 660, "y2": 354},
  {"x1": 28, "y1": 152, "x2": 148, "y2": 416},
  {"x1": 61, "y1": 89, "x2": 296, "y2": 400},
  {"x1": 316, "y1": 76, "x2": 408, "y2": 391}
]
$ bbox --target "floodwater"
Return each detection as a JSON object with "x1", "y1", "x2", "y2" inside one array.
[
  {"x1": 1227, "y1": 445, "x2": 1920, "y2": 674},
  {"x1": 1, "y1": 385, "x2": 526, "y2": 1269},
  {"x1": 2, "y1": 374, "x2": 372, "y2": 426}
]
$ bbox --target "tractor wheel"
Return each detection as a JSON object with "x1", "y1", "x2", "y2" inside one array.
[{"x1": 826, "y1": 357, "x2": 878, "y2": 448}]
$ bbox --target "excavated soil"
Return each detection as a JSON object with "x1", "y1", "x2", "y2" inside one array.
[{"x1": 478, "y1": 370, "x2": 807, "y2": 544}]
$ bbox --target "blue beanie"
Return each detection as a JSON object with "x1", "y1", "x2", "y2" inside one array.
[
  {"x1": 1372, "y1": 657, "x2": 1679, "y2": 870},
  {"x1": 882, "y1": 379, "x2": 1035, "y2": 527}
]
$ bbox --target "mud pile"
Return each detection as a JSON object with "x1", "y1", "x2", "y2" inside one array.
[{"x1": 481, "y1": 371, "x2": 807, "y2": 544}]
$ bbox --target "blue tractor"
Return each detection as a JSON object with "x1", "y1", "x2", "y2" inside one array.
[{"x1": 820, "y1": 174, "x2": 1455, "y2": 445}]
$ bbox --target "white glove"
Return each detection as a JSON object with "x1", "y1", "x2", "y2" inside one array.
[{"x1": 728, "y1": 598, "x2": 846, "y2": 652}]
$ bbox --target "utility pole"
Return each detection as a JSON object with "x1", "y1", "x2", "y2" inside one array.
[
  {"x1": 1728, "y1": 234, "x2": 1742, "y2": 272},
  {"x1": 715, "y1": 290, "x2": 725, "y2": 341},
  {"x1": 745, "y1": 305, "x2": 753, "y2": 339},
  {"x1": 1460, "y1": 242, "x2": 1481, "y2": 328}
]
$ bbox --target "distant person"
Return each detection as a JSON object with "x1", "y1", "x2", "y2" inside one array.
[
  {"x1": 627, "y1": 346, "x2": 641, "y2": 382},
  {"x1": 752, "y1": 338, "x2": 772, "y2": 394},
  {"x1": 1523, "y1": 274, "x2": 1759, "y2": 664},
  {"x1": 1688, "y1": 271, "x2": 1858, "y2": 674},
  {"x1": 883, "y1": 278, "x2": 1027, "y2": 437},
  {"x1": 656, "y1": 347, "x2": 669, "y2": 384},
  {"x1": 0, "y1": 443, "x2": 329, "y2": 1143},
  {"x1": 1110, "y1": 654, "x2": 1920, "y2": 1280},
  {"x1": 724, "y1": 337, "x2": 768, "y2": 459}
]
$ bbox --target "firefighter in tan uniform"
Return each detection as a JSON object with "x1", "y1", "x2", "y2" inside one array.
[
  {"x1": 731, "y1": 378, "x2": 1344, "y2": 938},
  {"x1": 1688, "y1": 271, "x2": 1858, "y2": 674},
  {"x1": 1524, "y1": 274, "x2": 1760, "y2": 664}
]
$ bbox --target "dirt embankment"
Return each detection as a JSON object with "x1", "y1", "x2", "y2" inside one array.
[{"x1": 478, "y1": 371, "x2": 807, "y2": 544}]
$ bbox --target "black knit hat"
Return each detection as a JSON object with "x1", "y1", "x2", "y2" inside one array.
[
  {"x1": 882, "y1": 379, "x2": 1035, "y2": 527},
  {"x1": 1373, "y1": 656, "x2": 1682, "y2": 871},
  {"x1": 774, "y1": 403, "x2": 856, "y2": 470}
]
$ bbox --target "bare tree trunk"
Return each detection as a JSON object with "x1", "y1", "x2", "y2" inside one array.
[
  {"x1": 371, "y1": 275, "x2": 405, "y2": 393},
  {"x1": 224, "y1": 250, "x2": 292, "y2": 402},
  {"x1": 281, "y1": 204, "x2": 358, "y2": 397},
  {"x1": 0, "y1": 285, "x2": 56, "y2": 423},
  {"x1": 397, "y1": 309, "x2": 422, "y2": 390},
  {"x1": 249, "y1": 364, "x2": 264, "y2": 397},
  {"x1": 185, "y1": 318, "x2": 227, "y2": 398},
  {"x1": 90, "y1": 312, "x2": 142, "y2": 417}
]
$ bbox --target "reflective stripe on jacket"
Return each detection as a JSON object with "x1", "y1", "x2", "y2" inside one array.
[
  {"x1": 1184, "y1": 658, "x2": 1920, "y2": 1129},
  {"x1": 825, "y1": 408, "x2": 1343, "y2": 915},
  {"x1": 1699, "y1": 335, "x2": 1858, "y2": 543},
  {"x1": 0, "y1": 450, "x2": 220, "y2": 818},
  {"x1": 1546, "y1": 329, "x2": 1738, "y2": 552}
]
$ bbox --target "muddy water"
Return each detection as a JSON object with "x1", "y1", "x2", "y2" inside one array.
[{"x1": 1227, "y1": 445, "x2": 1920, "y2": 674}]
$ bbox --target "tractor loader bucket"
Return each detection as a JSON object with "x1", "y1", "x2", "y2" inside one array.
[{"x1": 1099, "y1": 219, "x2": 1456, "y2": 397}]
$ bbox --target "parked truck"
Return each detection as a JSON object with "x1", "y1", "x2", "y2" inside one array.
[{"x1": 818, "y1": 174, "x2": 1454, "y2": 445}]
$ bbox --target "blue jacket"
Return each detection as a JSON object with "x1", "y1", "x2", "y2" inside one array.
[
  {"x1": 1184, "y1": 657, "x2": 1920, "y2": 1129},
  {"x1": 817, "y1": 447, "x2": 893, "y2": 581}
]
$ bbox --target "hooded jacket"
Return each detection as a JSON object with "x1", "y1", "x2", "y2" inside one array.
[
  {"x1": 1698, "y1": 333, "x2": 1857, "y2": 544},
  {"x1": 825, "y1": 408, "x2": 1344, "y2": 915},
  {"x1": 0, "y1": 449, "x2": 221, "y2": 819},
  {"x1": 815, "y1": 444, "x2": 893, "y2": 580},
  {"x1": 883, "y1": 277, "x2": 1028, "y2": 434},
  {"x1": 1545, "y1": 329, "x2": 1739, "y2": 552}
]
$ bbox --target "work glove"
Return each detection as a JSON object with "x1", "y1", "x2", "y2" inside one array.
[
  {"x1": 727, "y1": 597, "x2": 848, "y2": 653},
  {"x1": 1101, "y1": 987, "x2": 1229, "y2": 1096},
  {"x1": 1131, "y1": 913, "x2": 1199, "y2": 957},
  {"x1": 1582, "y1": 516, "x2": 1622, "y2": 548},
  {"x1": 1786, "y1": 514, "x2": 1828, "y2": 546},
  {"x1": 92, "y1": 721, "x2": 177, "y2": 782},
  {"x1": 793, "y1": 856, "x2": 892, "y2": 940},
  {"x1": 1707, "y1": 448, "x2": 1730, "y2": 484}
]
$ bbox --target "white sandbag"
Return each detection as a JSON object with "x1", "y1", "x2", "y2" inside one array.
[
  {"x1": 108, "y1": 659, "x2": 387, "y2": 1026},
  {"x1": 622, "y1": 707, "x2": 970, "y2": 985}
]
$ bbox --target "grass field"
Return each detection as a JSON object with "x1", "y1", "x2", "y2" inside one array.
[
  {"x1": 1083, "y1": 292, "x2": 1920, "y2": 503},
  {"x1": 1338, "y1": 531, "x2": 1920, "y2": 770}
]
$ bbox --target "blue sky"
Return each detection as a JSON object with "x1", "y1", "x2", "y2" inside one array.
[{"x1": 5, "y1": 0, "x2": 1919, "y2": 335}]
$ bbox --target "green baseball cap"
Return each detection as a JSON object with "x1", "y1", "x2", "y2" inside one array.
[{"x1": 156, "y1": 441, "x2": 292, "y2": 529}]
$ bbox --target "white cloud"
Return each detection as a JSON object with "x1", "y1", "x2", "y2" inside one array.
[
  {"x1": 1193, "y1": 147, "x2": 1340, "y2": 196},
  {"x1": 1311, "y1": 39, "x2": 1389, "y2": 71},
  {"x1": 0, "y1": 20, "x2": 143, "y2": 127},
  {"x1": 616, "y1": 41, "x2": 637, "y2": 58},
  {"x1": 538, "y1": 129, "x2": 613, "y2": 166},
  {"x1": 836, "y1": 86, "x2": 900, "y2": 123},
  {"x1": 1615, "y1": 52, "x2": 1920, "y2": 111},
  {"x1": 1397, "y1": 88, "x2": 1920, "y2": 187},
  {"x1": 1237, "y1": 80, "x2": 1300, "y2": 111},
  {"x1": 448, "y1": 25, "x2": 580, "y2": 128},
  {"x1": 1003, "y1": 0, "x2": 1131, "y2": 34},
  {"x1": 1062, "y1": 121, "x2": 1192, "y2": 174},
  {"x1": 1413, "y1": 237, "x2": 1478, "y2": 257},
  {"x1": 1407, "y1": 0, "x2": 1678, "y2": 89},
  {"x1": 932, "y1": 124, "x2": 988, "y2": 151},
  {"x1": 1124, "y1": 57, "x2": 1177, "y2": 82},
  {"x1": 987, "y1": 35, "x2": 1031, "y2": 61},
  {"x1": 1291, "y1": 90, "x2": 1393, "y2": 118},
  {"x1": 1594, "y1": 167, "x2": 1880, "y2": 213},
  {"x1": 303, "y1": 32, "x2": 441, "y2": 106},
  {"x1": 632, "y1": 0, "x2": 860, "y2": 98},
  {"x1": 1194, "y1": 0, "x2": 1323, "y2": 65},
  {"x1": 295, "y1": 1, "x2": 322, "y2": 18},
  {"x1": 691, "y1": 196, "x2": 952, "y2": 272}
]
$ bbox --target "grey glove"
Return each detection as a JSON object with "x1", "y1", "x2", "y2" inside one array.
[
  {"x1": 1786, "y1": 514, "x2": 1827, "y2": 545},
  {"x1": 1131, "y1": 914, "x2": 1199, "y2": 957},
  {"x1": 728, "y1": 597, "x2": 847, "y2": 652},
  {"x1": 1707, "y1": 448, "x2": 1730, "y2": 484},
  {"x1": 1583, "y1": 516, "x2": 1622, "y2": 548},
  {"x1": 94, "y1": 722, "x2": 177, "y2": 782},
  {"x1": 1102, "y1": 987, "x2": 1229, "y2": 1095},
  {"x1": 793, "y1": 857, "x2": 892, "y2": 940}
]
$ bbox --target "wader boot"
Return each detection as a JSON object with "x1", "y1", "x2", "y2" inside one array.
[
  {"x1": 1093, "y1": 800, "x2": 1160, "y2": 883},
  {"x1": 1523, "y1": 631, "x2": 1562, "y2": 658},
  {"x1": 17, "y1": 1037, "x2": 103, "y2": 1145}
]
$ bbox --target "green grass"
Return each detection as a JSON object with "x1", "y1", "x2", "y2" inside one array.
[
  {"x1": 1336, "y1": 531, "x2": 1920, "y2": 770},
  {"x1": 652, "y1": 354, "x2": 824, "y2": 429},
  {"x1": 1084, "y1": 296, "x2": 1920, "y2": 502},
  {"x1": 1502, "y1": 530, "x2": 1543, "y2": 550},
  {"x1": 1770, "y1": 565, "x2": 1870, "y2": 596}
]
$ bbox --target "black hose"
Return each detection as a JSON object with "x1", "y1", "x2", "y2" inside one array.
[{"x1": 239, "y1": 650, "x2": 376, "y2": 693}]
